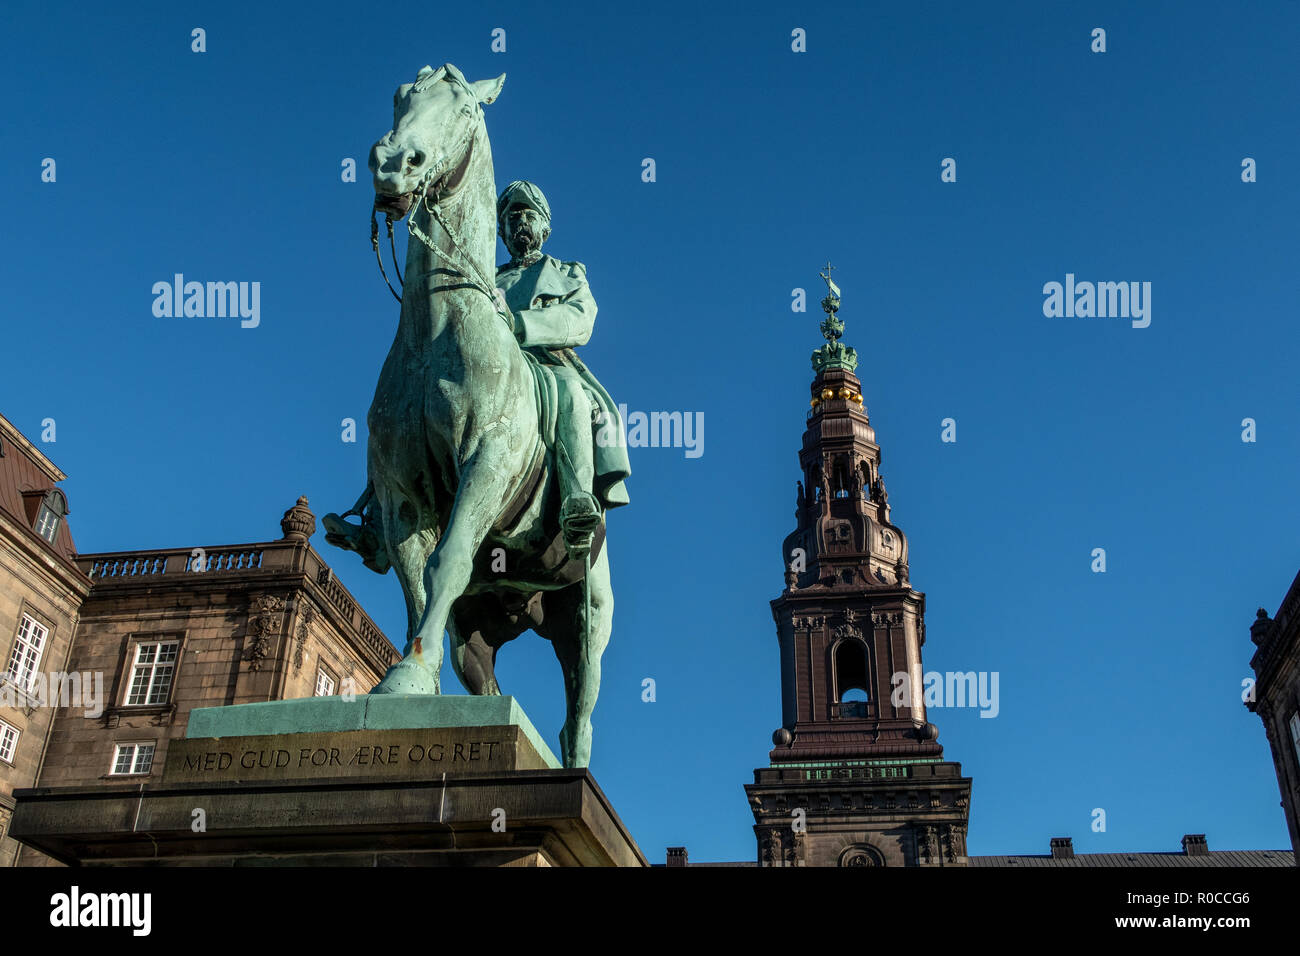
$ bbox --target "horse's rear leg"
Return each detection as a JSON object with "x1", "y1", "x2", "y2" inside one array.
[
  {"x1": 538, "y1": 545, "x2": 613, "y2": 768},
  {"x1": 448, "y1": 592, "x2": 537, "y2": 695}
]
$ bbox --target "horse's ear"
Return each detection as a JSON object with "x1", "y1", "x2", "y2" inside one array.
[
  {"x1": 471, "y1": 73, "x2": 506, "y2": 105},
  {"x1": 413, "y1": 64, "x2": 446, "y2": 92}
]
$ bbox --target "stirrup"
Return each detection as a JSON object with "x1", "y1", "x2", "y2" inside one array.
[{"x1": 560, "y1": 492, "x2": 601, "y2": 560}]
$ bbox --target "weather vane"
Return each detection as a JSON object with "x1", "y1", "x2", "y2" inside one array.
[
  {"x1": 811, "y1": 261, "x2": 858, "y2": 374},
  {"x1": 818, "y1": 261, "x2": 844, "y2": 343},
  {"x1": 820, "y1": 261, "x2": 840, "y2": 302}
]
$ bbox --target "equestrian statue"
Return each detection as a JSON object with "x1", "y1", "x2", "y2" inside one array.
[{"x1": 322, "y1": 64, "x2": 630, "y2": 769}]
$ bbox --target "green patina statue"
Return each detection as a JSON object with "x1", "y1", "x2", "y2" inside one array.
[
  {"x1": 494, "y1": 179, "x2": 631, "y2": 555},
  {"x1": 322, "y1": 64, "x2": 629, "y2": 768}
]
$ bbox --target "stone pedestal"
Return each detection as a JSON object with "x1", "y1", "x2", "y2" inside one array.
[{"x1": 10, "y1": 695, "x2": 645, "y2": 867}]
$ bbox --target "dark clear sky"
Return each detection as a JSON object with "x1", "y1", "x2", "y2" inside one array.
[{"x1": 4, "y1": 0, "x2": 1297, "y2": 862}]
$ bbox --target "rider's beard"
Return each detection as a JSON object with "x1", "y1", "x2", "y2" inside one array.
[{"x1": 510, "y1": 227, "x2": 541, "y2": 260}]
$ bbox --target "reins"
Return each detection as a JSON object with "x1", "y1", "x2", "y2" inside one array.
[
  {"x1": 368, "y1": 103, "x2": 508, "y2": 322},
  {"x1": 371, "y1": 213, "x2": 403, "y2": 302}
]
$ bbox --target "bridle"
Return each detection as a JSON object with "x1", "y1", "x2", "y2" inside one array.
[{"x1": 369, "y1": 96, "x2": 506, "y2": 321}]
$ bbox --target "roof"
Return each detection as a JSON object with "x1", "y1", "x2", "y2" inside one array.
[
  {"x1": 0, "y1": 412, "x2": 80, "y2": 567},
  {"x1": 653, "y1": 850, "x2": 1292, "y2": 868},
  {"x1": 970, "y1": 849, "x2": 1292, "y2": 867},
  {"x1": 652, "y1": 861, "x2": 759, "y2": 868}
]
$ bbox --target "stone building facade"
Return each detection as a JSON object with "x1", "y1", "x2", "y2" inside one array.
[
  {"x1": 15, "y1": 497, "x2": 399, "y2": 864},
  {"x1": 1246, "y1": 570, "x2": 1300, "y2": 865},
  {"x1": 0, "y1": 415, "x2": 92, "y2": 866},
  {"x1": 0, "y1": 413, "x2": 401, "y2": 866}
]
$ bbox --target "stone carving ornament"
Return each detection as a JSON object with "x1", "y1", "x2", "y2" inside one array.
[
  {"x1": 293, "y1": 601, "x2": 315, "y2": 672},
  {"x1": 244, "y1": 594, "x2": 286, "y2": 672},
  {"x1": 840, "y1": 845, "x2": 883, "y2": 867}
]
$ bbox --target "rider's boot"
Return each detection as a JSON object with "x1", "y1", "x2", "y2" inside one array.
[
  {"x1": 323, "y1": 493, "x2": 392, "y2": 575},
  {"x1": 555, "y1": 428, "x2": 602, "y2": 562},
  {"x1": 551, "y1": 374, "x2": 603, "y2": 562}
]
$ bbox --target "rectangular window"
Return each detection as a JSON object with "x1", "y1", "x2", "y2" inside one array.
[
  {"x1": 0, "y1": 719, "x2": 19, "y2": 763},
  {"x1": 4, "y1": 613, "x2": 48, "y2": 692},
  {"x1": 35, "y1": 505, "x2": 60, "y2": 544},
  {"x1": 110, "y1": 743, "x2": 155, "y2": 776},
  {"x1": 125, "y1": 640, "x2": 179, "y2": 705},
  {"x1": 1290, "y1": 712, "x2": 1300, "y2": 769},
  {"x1": 314, "y1": 667, "x2": 336, "y2": 697}
]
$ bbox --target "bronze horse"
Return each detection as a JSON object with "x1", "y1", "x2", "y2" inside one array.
[{"x1": 325, "y1": 64, "x2": 614, "y2": 769}]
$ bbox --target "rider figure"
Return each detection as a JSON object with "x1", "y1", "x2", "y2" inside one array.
[
  {"x1": 494, "y1": 180, "x2": 629, "y2": 560},
  {"x1": 325, "y1": 181, "x2": 630, "y2": 566}
]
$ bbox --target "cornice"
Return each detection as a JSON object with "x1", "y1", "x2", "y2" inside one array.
[{"x1": 0, "y1": 511, "x2": 91, "y2": 597}]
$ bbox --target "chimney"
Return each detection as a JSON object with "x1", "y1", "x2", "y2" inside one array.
[
  {"x1": 1049, "y1": 837, "x2": 1074, "y2": 859},
  {"x1": 1181, "y1": 834, "x2": 1209, "y2": 857},
  {"x1": 666, "y1": 847, "x2": 688, "y2": 867}
]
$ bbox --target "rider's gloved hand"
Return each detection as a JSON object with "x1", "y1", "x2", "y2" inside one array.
[{"x1": 492, "y1": 287, "x2": 516, "y2": 332}]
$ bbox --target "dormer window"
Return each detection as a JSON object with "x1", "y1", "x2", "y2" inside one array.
[
  {"x1": 36, "y1": 504, "x2": 59, "y2": 543},
  {"x1": 34, "y1": 489, "x2": 67, "y2": 545}
]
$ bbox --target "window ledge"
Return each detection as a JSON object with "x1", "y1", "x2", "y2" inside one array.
[{"x1": 99, "y1": 703, "x2": 176, "y2": 727}]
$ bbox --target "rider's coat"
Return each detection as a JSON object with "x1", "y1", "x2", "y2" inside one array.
[{"x1": 496, "y1": 253, "x2": 631, "y2": 509}]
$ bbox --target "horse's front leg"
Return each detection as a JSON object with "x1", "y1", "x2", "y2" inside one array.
[
  {"x1": 368, "y1": 483, "x2": 441, "y2": 695},
  {"x1": 404, "y1": 448, "x2": 514, "y2": 679},
  {"x1": 371, "y1": 455, "x2": 507, "y2": 696}
]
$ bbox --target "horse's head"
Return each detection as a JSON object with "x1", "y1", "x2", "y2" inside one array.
[{"x1": 370, "y1": 63, "x2": 505, "y2": 220}]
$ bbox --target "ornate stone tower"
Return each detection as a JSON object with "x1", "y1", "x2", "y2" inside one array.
[{"x1": 745, "y1": 266, "x2": 972, "y2": 867}]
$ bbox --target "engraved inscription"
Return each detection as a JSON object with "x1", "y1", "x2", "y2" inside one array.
[{"x1": 164, "y1": 726, "x2": 539, "y2": 784}]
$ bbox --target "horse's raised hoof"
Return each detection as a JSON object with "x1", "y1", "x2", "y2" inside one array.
[{"x1": 370, "y1": 657, "x2": 440, "y2": 695}]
